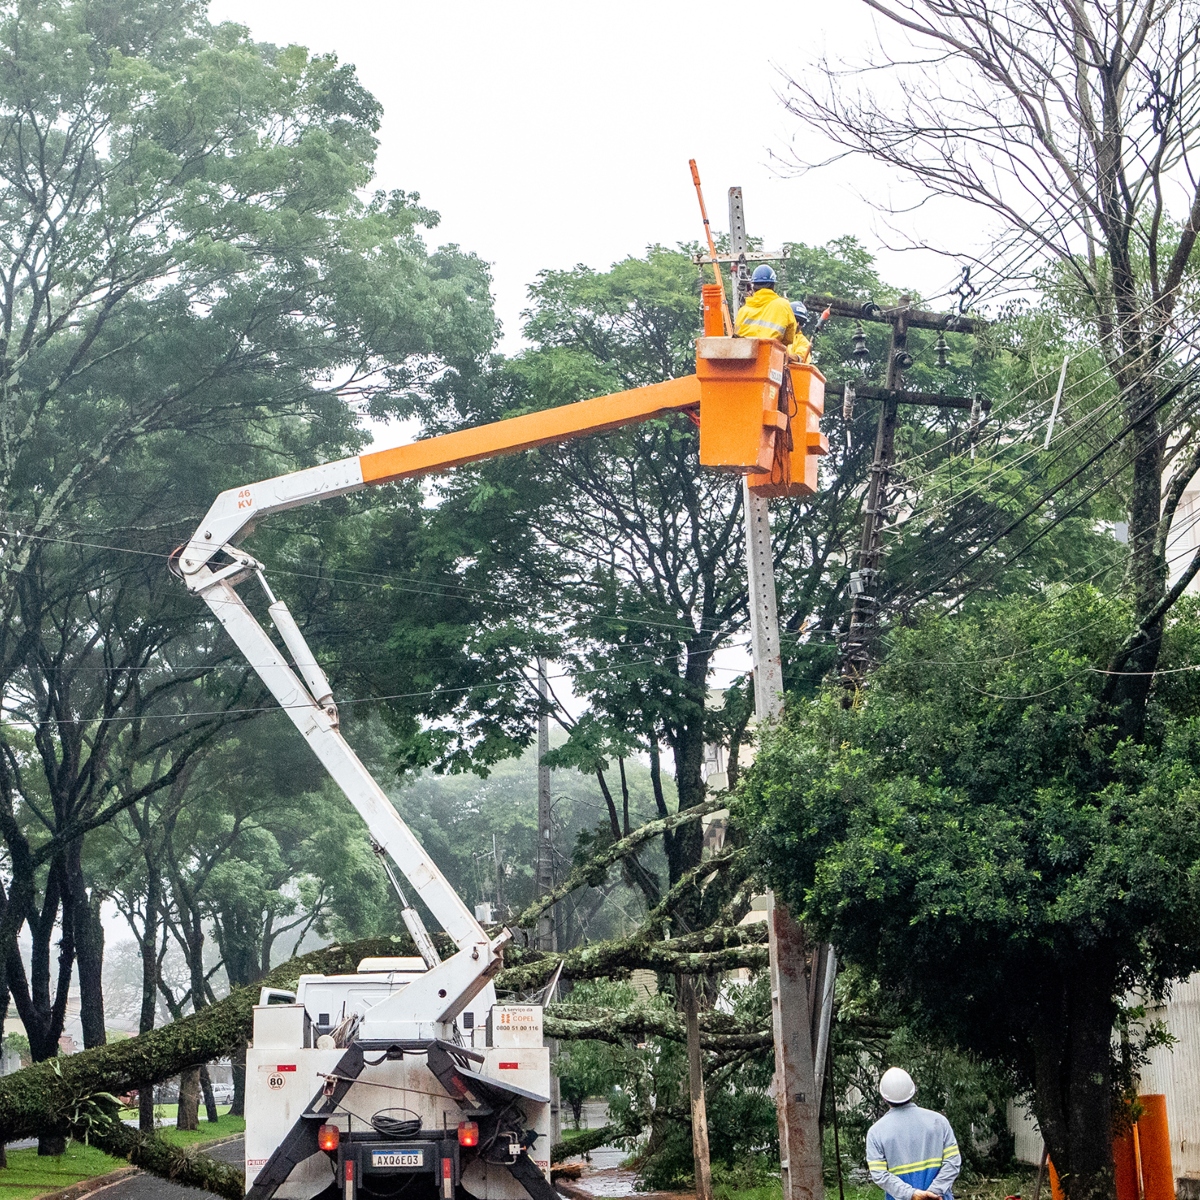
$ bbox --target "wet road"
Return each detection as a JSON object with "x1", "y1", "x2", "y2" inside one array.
[{"x1": 93, "y1": 1137, "x2": 244, "y2": 1198}]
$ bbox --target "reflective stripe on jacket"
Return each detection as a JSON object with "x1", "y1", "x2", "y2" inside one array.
[
  {"x1": 734, "y1": 289, "x2": 797, "y2": 344},
  {"x1": 866, "y1": 1103, "x2": 961, "y2": 1200}
]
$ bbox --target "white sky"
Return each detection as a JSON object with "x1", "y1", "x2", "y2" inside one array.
[{"x1": 207, "y1": 0, "x2": 980, "y2": 358}]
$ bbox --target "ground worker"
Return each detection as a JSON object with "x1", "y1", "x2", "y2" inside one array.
[
  {"x1": 789, "y1": 300, "x2": 812, "y2": 363},
  {"x1": 734, "y1": 265, "x2": 797, "y2": 345},
  {"x1": 866, "y1": 1068, "x2": 961, "y2": 1200}
]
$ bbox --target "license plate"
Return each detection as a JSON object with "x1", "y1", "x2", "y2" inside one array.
[{"x1": 372, "y1": 1151, "x2": 424, "y2": 1168}]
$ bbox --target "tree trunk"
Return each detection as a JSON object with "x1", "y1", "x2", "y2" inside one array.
[
  {"x1": 138, "y1": 872, "x2": 160, "y2": 1133},
  {"x1": 139, "y1": 1085, "x2": 156, "y2": 1133},
  {"x1": 1030, "y1": 951, "x2": 1118, "y2": 1200},
  {"x1": 230, "y1": 1044, "x2": 246, "y2": 1118},
  {"x1": 177, "y1": 1067, "x2": 200, "y2": 1131},
  {"x1": 200, "y1": 1063, "x2": 219, "y2": 1123},
  {"x1": 73, "y1": 874, "x2": 106, "y2": 1050},
  {"x1": 665, "y1": 641, "x2": 713, "y2": 917}
]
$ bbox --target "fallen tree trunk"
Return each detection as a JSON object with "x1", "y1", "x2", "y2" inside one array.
[
  {"x1": 0, "y1": 935, "x2": 404, "y2": 1145},
  {"x1": 83, "y1": 1121, "x2": 245, "y2": 1200},
  {"x1": 496, "y1": 925, "x2": 767, "y2": 992},
  {"x1": 513, "y1": 797, "x2": 728, "y2": 929},
  {"x1": 544, "y1": 1006, "x2": 772, "y2": 1051},
  {"x1": 551, "y1": 1125, "x2": 616, "y2": 1163}
]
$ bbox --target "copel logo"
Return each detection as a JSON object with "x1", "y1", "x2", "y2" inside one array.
[{"x1": 236, "y1": 488, "x2": 253, "y2": 510}]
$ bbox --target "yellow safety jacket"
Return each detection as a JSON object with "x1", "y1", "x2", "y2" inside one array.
[
  {"x1": 789, "y1": 329, "x2": 812, "y2": 363},
  {"x1": 735, "y1": 288, "x2": 797, "y2": 345}
]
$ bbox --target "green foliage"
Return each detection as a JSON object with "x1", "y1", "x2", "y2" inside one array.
[
  {"x1": 740, "y1": 588, "x2": 1200, "y2": 1144},
  {"x1": 3, "y1": 1034, "x2": 29, "y2": 1067},
  {"x1": 597, "y1": 975, "x2": 777, "y2": 1192},
  {"x1": 831, "y1": 969, "x2": 1015, "y2": 1177},
  {"x1": 554, "y1": 980, "x2": 642, "y2": 1127}
]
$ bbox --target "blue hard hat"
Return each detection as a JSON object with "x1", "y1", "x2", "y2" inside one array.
[
  {"x1": 751, "y1": 264, "x2": 777, "y2": 287},
  {"x1": 790, "y1": 301, "x2": 810, "y2": 326}
]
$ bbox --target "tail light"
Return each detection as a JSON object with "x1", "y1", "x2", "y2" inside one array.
[
  {"x1": 318, "y1": 1124, "x2": 340, "y2": 1151},
  {"x1": 458, "y1": 1120, "x2": 479, "y2": 1148}
]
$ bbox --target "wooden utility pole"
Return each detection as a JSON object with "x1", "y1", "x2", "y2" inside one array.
[
  {"x1": 683, "y1": 975, "x2": 714, "y2": 1200},
  {"x1": 728, "y1": 185, "x2": 825, "y2": 1200}
]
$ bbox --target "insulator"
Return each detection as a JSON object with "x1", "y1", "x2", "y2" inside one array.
[
  {"x1": 842, "y1": 382, "x2": 856, "y2": 422},
  {"x1": 935, "y1": 330, "x2": 949, "y2": 369},
  {"x1": 852, "y1": 321, "x2": 870, "y2": 365},
  {"x1": 894, "y1": 349, "x2": 914, "y2": 371}
]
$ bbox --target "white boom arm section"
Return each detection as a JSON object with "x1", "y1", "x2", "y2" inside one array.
[{"x1": 176, "y1": 454, "x2": 510, "y2": 1036}]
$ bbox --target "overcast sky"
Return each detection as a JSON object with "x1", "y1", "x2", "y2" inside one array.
[{"x1": 207, "y1": 0, "x2": 981, "y2": 355}]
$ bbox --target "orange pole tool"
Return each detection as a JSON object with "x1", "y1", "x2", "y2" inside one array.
[
  {"x1": 1047, "y1": 1158, "x2": 1065, "y2": 1200},
  {"x1": 1138, "y1": 1094, "x2": 1176, "y2": 1200},
  {"x1": 689, "y1": 159, "x2": 734, "y2": 336}
]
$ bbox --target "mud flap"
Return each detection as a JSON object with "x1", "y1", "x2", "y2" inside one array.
[{"x1": 505, "y1": 1150, "x2": 559, "y2": 1200}]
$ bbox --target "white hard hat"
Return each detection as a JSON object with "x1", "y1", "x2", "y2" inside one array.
[{"x1": 879, "y1": 1067, "x2": 916, "y2": 1104}]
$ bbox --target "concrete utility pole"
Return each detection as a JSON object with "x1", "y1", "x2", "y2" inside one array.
[
  {"x1": 535, "y1": 657, "x2": 555, "y2": 953},
  {"x1": 728, "y1": 186, "x2": 824, "y2": 1200},
  {"x1": 535, "y1": 658, "x2": 562, "y2": 1147}
]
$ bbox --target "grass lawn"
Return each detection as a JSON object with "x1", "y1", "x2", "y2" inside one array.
[
  {"x1": 0, "y1": 1112, "x2": 244, "y2": 1197},
  {"x1": 717, "y1": 1165, "x2": 1036, "y2": 1200},
  {"x1": 0, "y1": 1142, "x2": 124, "y2": 1199},
  {"x1": 159, "y1": 1112, "x2": 244, "y2": 1148},
  {"x1": 116, "y1": 1103, "x2": 234, "y2": 1124}
]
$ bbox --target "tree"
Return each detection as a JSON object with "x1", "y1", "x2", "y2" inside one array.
[
  {"x1": 787, "y1": 0, "x2": 1200, "y2": 735},
  {"x1": 740, "y1": 588, "x2": 1200, "y2": 1200},
  {"x1": 553, "y1": 981, "x2": 640, "y2": 1128},
  {"x1": 410, "y1": 243, "x2": 910, "y2": 915},
  {"x1": 0, "y1": 0, "x2": 497, "y2": 1147}
]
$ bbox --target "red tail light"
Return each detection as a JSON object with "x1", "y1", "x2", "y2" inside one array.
[
  {"x1": 318, "y1": 1124, "x2": 340, "y2": 1151},
  {"x1": 458, "y1": 1120, "x2": 479, "y2": 1148}
]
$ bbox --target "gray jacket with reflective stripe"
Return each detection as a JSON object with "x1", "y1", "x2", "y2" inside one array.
[{"x1": 866, "y1": 1103, "x2": 961, "y2": 1200}]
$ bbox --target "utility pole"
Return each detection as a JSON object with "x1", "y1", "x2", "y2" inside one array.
[
  {"x1": 728, "y1": 186, "x2": 824, "y2": 1200},
  {"x1": 823, "y1": 296, "x2": 988, "y2": 693},
  {"x1": 841, "y1": 299, "x2": 908, "y2": 691},
  {"x1": 535, "y1": 657, "x2": 555, "y2": 953},
  {"x1": 535, "y1": 658, "x2": 561, "y2": 1147},
  {"x1": 683, "y1": 975, "x2": 715, "y2": 1200}
]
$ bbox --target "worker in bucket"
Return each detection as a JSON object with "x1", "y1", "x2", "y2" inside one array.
[
  {"x1": 788, "y1": 300, "x2": 813, "y2": 363},
  {"x1": 866, "y1": 1068, "x2": 961, "y2": 1200},
  {"x1": 734, "y1": 265, "x2": 797, "y2": 346}
]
